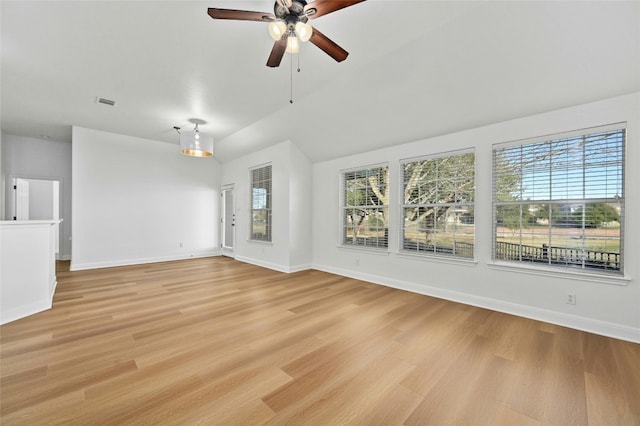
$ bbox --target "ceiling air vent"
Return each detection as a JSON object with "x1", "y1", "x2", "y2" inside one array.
[{"x1": 96, "y1": 97, "x2": 116, "y2": 106}]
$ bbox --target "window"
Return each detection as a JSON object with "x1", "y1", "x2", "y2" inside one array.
[
  {"x1": 401, "y1": 150, "x2": 475, "y2": 258},
  {"x1": 341, "y1": 165, "x2": 389, "y2": 249},
  {"x1": 250, "y1": 164, "x2": 272, "y2": 242},
  {"x1": 493, "y1": 125, "x2": 625, "y2": 274}
]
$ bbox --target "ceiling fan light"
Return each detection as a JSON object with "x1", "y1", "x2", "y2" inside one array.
[
  {"x1": 268, "y1": 21, "x2": 287, "y2": 40},
  {"x1": 295, "y1": 21, "x2": 312, "y2": 42},
  {"x1": 286, "y1": 35, "x2": 300, "y2": 54}
]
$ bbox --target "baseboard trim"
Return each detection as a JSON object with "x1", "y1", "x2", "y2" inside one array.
[
  {"x1": 70, "y1": 250, "x2": 221, "y2": 271},
  {"x1": 312, "y1": 263, "x2": 640, "y2": 344},
  {"x1": 1, "y1": 299, "x2": 53, "y2": 325},
  {"x1": 49, "y1": 277, "x2": 58, "y2": 300}
]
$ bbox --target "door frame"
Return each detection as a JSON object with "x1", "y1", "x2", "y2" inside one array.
[
  {"x1": 11, "y1": 176, "x2": 62, "y2": 255},
  {"x1": 221, "y1": 184, "x2": 235, "y2": 257}
]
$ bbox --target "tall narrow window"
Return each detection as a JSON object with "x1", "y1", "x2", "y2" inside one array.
[
  {"x1": 493, "y1": 125, "x2": 625, "y2": 274},
  {"x1": 341, "y1": 165, "x2": 389, "y2": 249},
  {"x1": 250, "y1": 164, "x2": 272, "y2": 242},
  {"x1": 401, "y1": 150, "x2": 475, "y2": 258}
]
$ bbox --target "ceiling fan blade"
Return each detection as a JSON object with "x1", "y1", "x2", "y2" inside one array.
[
  {"x1": 266, "y1": 37, "x2": 288, "y2": 68},
  {"x1": 277, "y1": 0, "x2": 293, "y2": 8},
  {"x1": 207, "y1": 8, "x2": 274, "y2": 22},
  {"x1": 309, "y1": 27, "x2": 349, "y2": 62},
  {"x1": 304, "y1": 0, "x2": 366, "y2": 19}
]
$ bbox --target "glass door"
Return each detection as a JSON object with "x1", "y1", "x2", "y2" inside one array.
[{"x1": 221, "y1": 185, "x2": 235, "y2": 256}]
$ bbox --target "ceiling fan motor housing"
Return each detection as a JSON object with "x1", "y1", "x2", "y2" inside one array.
[{"x1": 275, "y1": 0, "x2": 310, "y2": 29}]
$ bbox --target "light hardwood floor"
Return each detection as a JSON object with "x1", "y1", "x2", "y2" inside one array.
[{"x1": 1, "y1": 257, "x2": 639, "y2": 425}]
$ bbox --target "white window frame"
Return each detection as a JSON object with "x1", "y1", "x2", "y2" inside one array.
[
  {"x1": 400, "y1": 149, "x2": 475, "y2": 259},
  {"x1": 249, "y1": 164, "x2": 272, "y2": 243},
  {"x1": 492, "y1": 123, "x2": 625, "y2": 276},
  {"x1": 340, "y1": 164, "x2": 390, "y2": 250}
]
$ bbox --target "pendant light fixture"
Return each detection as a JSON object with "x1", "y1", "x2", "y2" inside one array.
[
  {"x1": 267, "y1": 18, "x2": 313, "y2": 103},
  {"x1": 268, "y1": 20, "x2": 312, "y2": 54},
  {"x1": 175, "y1": 119, "x2": 214, "y2": 157}
]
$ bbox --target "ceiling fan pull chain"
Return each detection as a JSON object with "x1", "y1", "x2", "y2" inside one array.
[
  {"x1": 290, "y1": 51, "x2": 294, "y2": 104},
  {"x1": 289, "y1": 52, "x2": 302, "y2": 104}
]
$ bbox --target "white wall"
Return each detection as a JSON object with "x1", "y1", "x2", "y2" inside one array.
[
  {"x1": 1, "y1": 134, "x2": 72, "y2": 258},
  {"x1": 221, "y1": 140, "x2": 312, "y2": 272},
  {"x1": 289, "y1": 143, "x2": 313, "y2": 269},
  {"x1": 311, "y1": 92, "x2": 640, "y2": 343},
  {"x1": 0, "y1": 133, "x2": 4, "y2": 220},
  {"x1": 28, "y1": 179, "x2": 55, "y2": 220},
  {"x1": 71, "y1": 127, "x2": 221, "y2": 270}
]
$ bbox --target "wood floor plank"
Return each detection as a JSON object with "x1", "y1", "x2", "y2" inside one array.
[
  {"x1": 349, "y1": 383, "x2": 423, "y2": 425},
  {"x1": 404, "y1": 334, "x2": 496, "y2": 425},
  {"x1": 1, "y1": 360, "x2": 138, "y2": 416},
  {"x1": 160, "y1": 368, "x2": 291, "y2": 425},
  {"x1": 540, "y1": 327, "x2": 589, "y2": 425},
  {"x1": 494, "y1": 329, "x2": 556, "y2": 422},
  {"x1": 612, "y1": 340, "x2": 640, "y2": 422},
  {"x1": 1, "y1": 257, "x2": 638, "y2": 425},
  {"x1": 266, "y1": 347, "x2": 413, "y2": 425}
]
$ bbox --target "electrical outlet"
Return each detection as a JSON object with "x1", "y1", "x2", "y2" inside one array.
[
  {"x1": 355, "y1": 259, "x2": 360, "y2": 266},
  {"x1": 566, "y1": 293, "x2": 576, "y2": 305},
  {"x1": 179, "y1": 242, "x2": 183, "y2": 248}
]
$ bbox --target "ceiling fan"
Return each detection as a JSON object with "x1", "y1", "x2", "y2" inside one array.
[{"x1": 207, "y1": 0, "x2": 366, "y2": 67}]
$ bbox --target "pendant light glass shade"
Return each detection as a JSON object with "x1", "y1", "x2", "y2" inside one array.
[
  {"x1": 180, "y1": 128, "x2": 214, "y2": 157},
  {"x1": 286, "y1": 35, "x2": 299, "y2": 54},
  {"x1": 295, "y1": 22, "x2": 312, "y2": 42},
  {"x1": 268, "y1": 21, "x2": 287, "y2": 40}
]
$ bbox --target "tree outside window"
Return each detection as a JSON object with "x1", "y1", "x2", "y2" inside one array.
[
  {"x1": 342, "y1": 166, "x2": 389, "y2": 248},
  {"x1": 401, "y1": 151, "x2": 475, "y2": 258}
]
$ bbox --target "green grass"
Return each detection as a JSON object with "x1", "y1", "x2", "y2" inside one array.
[
  {"x1": 349, "y1": 223, "x2": 620, "y2": 254},
  {"x1": 496, "y1": 226, "x2": 620, "y2": 253}
]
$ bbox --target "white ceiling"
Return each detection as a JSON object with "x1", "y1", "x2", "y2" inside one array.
[{"x1": 2, "y1": 1, "x2": 639, "y2": 163}]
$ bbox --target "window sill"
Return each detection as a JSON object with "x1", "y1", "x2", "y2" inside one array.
[
  {"x1": 337, "y1": 245, "x2": 390, "y2": 256},
  {"x1": 396, "y1": 251, "x2": 478, "y2": 267},
  {"x1": 487, "y1": 261, "x2": 630, "y2": 286}
]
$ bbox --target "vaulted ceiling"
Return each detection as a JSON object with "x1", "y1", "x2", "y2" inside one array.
[{"x1": 2, "y1": 1, "x2": 639, "y2": 163}]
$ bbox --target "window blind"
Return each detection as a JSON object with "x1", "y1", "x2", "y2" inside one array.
[
  {"x1": 400, "y1": 150, "x2": 475, "y2": 258},
  {"x1": 250, "y1": 164, "x2": 272, "y2": 242},
  {"x1": 492, "y1": 126, "x2": 625, "y2": 273},
  {"x1": 340, "y1": 165, "x2": 389, "y2": 249}
]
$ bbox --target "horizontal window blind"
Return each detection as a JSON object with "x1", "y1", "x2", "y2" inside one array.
[
  {"x1": 250, "y1": 164, "x2": 272, "y2": 242},
  {"x1": 400, "y1": 150, "x2": 475, "y2": 258},
  {"x1": 493, "y1": 126, "x2": 625, "y2": 274},
  {"x1": 341, "y1": 165, "x2": 389, "y2": 249}
]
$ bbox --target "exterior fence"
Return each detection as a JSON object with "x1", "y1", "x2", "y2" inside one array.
[
  {"x1": 401, "y1": 239, "x2": 620, "y2": 271},
  {"x1": 402, "y1": 241, "x2": 474, "y2": 258},
  {"x1": 495, "y1": 241, "x2": 621, "y2": 271},
  {"x1": 350, "y1": 234, "x2": 620, "y2": 271}
]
